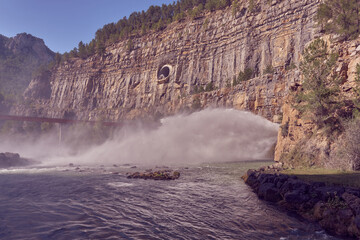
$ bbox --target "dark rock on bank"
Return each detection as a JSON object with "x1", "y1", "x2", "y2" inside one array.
[
  {"x1": 242, "y1": 164, "x2": 360, "y2": 239},
  {"x1": 0, "y1": 152, "x2": 34, "y2": 168},
  {"x1": 127, "y1": 170, "x2": 180, "y2": 180},
  {"x1": 258, "y1": 182, "x2": 282, "y2": 202}
]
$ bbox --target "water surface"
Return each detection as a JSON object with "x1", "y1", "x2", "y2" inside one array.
[{"x1": 0, "y1": 161, "x2": 341, "y2": 240}]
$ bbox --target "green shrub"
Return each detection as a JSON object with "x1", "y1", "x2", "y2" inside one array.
[
  {"x1": 238, "y1": 67, "x2": 253, "y2": 82},
  {"x1": 193, "y1": 85, "x2": 205, "y2": 94},
  {"x1": 285, "y1": 62, "x2": 297, "y2": 71},
  {"x1": 233, "y1": 68, "x2": 253, "y2": 86},
  {"x1": 203, "y1": 18, "x2": 210, "y2": 31},
  {"x1": 264, "y1": 64, "x2": 274, "y2": 74},
  {"x1": 126, "y1": 39, "x2": 134, "y2": 52},
  {"x1": 232, "y1": 75, "x2": 238, "y2": 86},
  {"x1": 174, "y1": 12, "x2": 186, "y2": 22},
  {"x1": 192, "y1": 96, "x2": 202, "y2": 110},
  {"x1": 249, "y1": 0, "x2": 255, "y2": 13},
  {"x1": 352, "y1": 63, "x2": 360, "y2": 118},
  {"x1": 338, "y1": 119, "x2": 360, "y2": 170},
  {"x1": 193, "y1": 81, "x2": 217, "y2": 94},
  {"x1": 232, "y1": 0, "x2": 239, "y2": 16},
  {"x1": 190, "y1": 4, "x2": 204, "y2": 19},
  {"x1": 279, "y1": 140, "x2": 317, "y2": 168},
  {"x1": 225, "y1": 79, "x2": 231, "y2": 88},
  {"x1": 205, "y1": 82, "x2": 215, "y2": 92}
]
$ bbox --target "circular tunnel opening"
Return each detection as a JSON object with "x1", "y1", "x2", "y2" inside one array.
[{"x1": 157, "y1": 65, "x2": 172, "y2": 81}]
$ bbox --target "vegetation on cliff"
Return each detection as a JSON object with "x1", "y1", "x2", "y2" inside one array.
[
  {"x1": 60, "y1": 0, "x2": 234, "y2": 61},
  {"x1": 334, "y1": 119, "x2": 360, "y2": 170},
  {"x1": 283, "y1": 37, "x2": 360, "y2": 170},
  {"x1": 295, "y1": 38, "x2": 340, "y2": 130},
  {"x1": 278, "y1": 0, "x2": 360, "y2": 171},
  {"x1": 317, "y1": 0, "x2": 360, "y2": 40},
  {"x1": 59, "y1": 0, "x2": 275, "y2": 62}
]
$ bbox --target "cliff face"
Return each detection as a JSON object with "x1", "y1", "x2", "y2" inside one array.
[
  {"x1": 4, "y1": 33, "x2": 54, "y2": 63},
  {"x1": 0, "y1": 33, "x2": 54, "y2": 113},
  {"x1": 275, "y1": 38, "x2": 360, "y2": 168},
  {"x1": 20, "y1": 0, "x2": 320, "y2": 122}
]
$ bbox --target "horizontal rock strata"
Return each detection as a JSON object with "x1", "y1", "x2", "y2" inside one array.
[{"x1": 17, "y1": 0, "x2": 320, "y2": 123}]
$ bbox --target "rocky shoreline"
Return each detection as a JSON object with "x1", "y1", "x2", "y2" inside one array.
[{"x1": 242, "y1": 165, "x2": 360, "y2": 238}]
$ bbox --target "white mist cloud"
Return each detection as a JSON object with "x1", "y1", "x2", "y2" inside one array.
[{"x1": 0, "y1": 109, "x2": 279, "y2": 167}]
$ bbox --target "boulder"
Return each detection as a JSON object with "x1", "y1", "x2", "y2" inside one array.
[
  {"x1": 315, "y1": 186, "x2": 345, "y2": 202},
  {"x1": 342, "y1": 192, "x2": 360, "y2": 215},
  {"x1": 349, "y1": 215, "x2": 360, "y2": 237},
  {"x1": 243, "y1": 170, "x2": 260, "y2": 189},
  {"x1": 0, "y1": 152, "x2": 34, "y2": 168},
  {"x1": 258, "y1": 183, "x2": 282, "y2": 202},
  {"x1": 127, "y1": 170, "x2": 181, "y2": 180},
  {"x1": 313, "y1": 201, "x2": 326, "y2": 220},
  {"x1": 259, "y1": 173, "x2": 276, "y2": 184},
  {"x1": 319, "y1": 207, "x2": 353, "y2": 237},
  {"x1": 345, "y1": 188, "x2": 360, "y2": 197},
  {"x1": 280, "y1": 178, "x2": 309, "y2": 197},
  {"x1": 284, "y1": 190, "x2": 310, "y2": 204}
]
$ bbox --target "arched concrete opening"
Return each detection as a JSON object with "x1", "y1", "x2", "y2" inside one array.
[{"x1": 157, "y1": 65, "x2": 172, "y2": 84}]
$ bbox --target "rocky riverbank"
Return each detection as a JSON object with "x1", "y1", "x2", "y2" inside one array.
[
  {"x1": 0, "y1": 152, "x2": 34, "y2": 168},
  {"x1": 242, "y1": 165, "x2": 360, "y2": 238}
]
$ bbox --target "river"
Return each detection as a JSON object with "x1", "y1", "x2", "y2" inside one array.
[
  {"x1": 0, "y1": 109, "x2": 343, "y2": 239},
  {"x1": 0, "y1": 161, "x2": 340, "y2": 240}
]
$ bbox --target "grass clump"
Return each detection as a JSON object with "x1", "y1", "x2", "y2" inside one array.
[{"x1": 283, "y1": 168, "x2": 360, "y2": 188}]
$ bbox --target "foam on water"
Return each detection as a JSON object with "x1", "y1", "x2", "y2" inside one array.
[{"x1": 107, "y1": 182, "x2": 134, "y2": 188}]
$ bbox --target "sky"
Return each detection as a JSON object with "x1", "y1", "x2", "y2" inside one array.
[{"x1": 0, "y1": 0, "x2": 175, "y2": 53}]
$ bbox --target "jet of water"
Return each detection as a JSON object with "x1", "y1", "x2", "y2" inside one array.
[{"x1": 0, "y1": 109, "x2": 279, "y2": 167}]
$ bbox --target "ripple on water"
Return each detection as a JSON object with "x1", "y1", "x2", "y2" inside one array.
[{"x1": 0, "y1": 163, "x2": 343, "y2": 240}]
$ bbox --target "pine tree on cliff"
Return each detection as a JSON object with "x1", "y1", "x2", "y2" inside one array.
[
  {"x1": 317, "y1": 0, "x2": 360, "y2": 40},
  {"x1": 296, "y1": 38, "x2": 340, "y2": 129},
  {"x1": 78, "y1": 41, "x2": 87, "y2": 59},
  {"x1": 59, "y1": 0, "x2": 233, "y2": 62}
]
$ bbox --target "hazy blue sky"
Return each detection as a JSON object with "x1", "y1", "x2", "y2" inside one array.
[{"x1": 0, "y1": 0, "x2": 175, "y2": 53}]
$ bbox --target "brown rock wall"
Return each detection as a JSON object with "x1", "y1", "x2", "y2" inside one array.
[
  {"x1": 274, "y1": 38, "x2": 360, "y2": 167},
  {"x1": 19, "y1": 0, "x2": 320, "y2": 122}
]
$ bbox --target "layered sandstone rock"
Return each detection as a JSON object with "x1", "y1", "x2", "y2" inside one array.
[{"x1": 18, "y1": 0, "x2": 320, "y2": 123}]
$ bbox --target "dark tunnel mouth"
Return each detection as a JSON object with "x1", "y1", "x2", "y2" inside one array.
[{"x1": 157, "y1": 65, "x2": 171, "y2": 80}]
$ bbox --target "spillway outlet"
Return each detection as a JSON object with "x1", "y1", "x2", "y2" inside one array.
[{"x1": 157, "y1": 65, "x2": 172, "y2": 84}]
